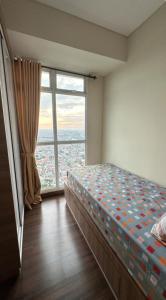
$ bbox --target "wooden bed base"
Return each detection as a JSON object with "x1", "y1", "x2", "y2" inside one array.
[{"x1": 64, "y1": 183, "x2": 146, "y2": 300}]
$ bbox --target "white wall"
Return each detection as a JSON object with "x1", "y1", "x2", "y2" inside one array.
[
  {"x1": 87, "y1": 77, "x2": 103, "y2": 164},
  {"x1": 102, "y1": 4, "x2": 166, "y2": 186}
]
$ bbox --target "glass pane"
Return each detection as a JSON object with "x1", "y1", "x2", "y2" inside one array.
[
  {"x1": 37, "y1": 92, "x2": 54, "y2": 142},
  {"x1": 58, "y1": 143, "x2": 85, "y2": 187},
  {"x1": 35, "y1": 145, "x2": 56, "y2": 191},
  {"x1": 56, "y1": 74, "x2": 84, "y2": 92},
  {"x1": 41, "y1": 71, "x2": 50, "y2": 87},
  {"x1": 56, "y1": 94, "x2": 85, "y2": 141}
]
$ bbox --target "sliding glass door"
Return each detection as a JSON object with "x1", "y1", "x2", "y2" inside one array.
[{"x1": 35, "y1": 69, "x2": 86, "y2": 191}]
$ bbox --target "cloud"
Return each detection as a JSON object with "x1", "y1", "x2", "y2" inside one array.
[{"x1": 57, "y1": 74, "x2": 84, "y2": 92}]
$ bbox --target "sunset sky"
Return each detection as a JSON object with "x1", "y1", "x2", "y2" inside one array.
[
  {"x1": 39, "y1": 92, "x2": 85, "y2": 129},
  {"x1": 39, "y1": 72, "x2": 85, "y2": 130}
]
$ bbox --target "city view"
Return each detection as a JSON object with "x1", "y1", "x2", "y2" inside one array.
[{"x1": 35, "y1": 128, "x2": 85, "y2": 190}]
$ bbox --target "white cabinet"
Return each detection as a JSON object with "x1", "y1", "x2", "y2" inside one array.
[{"x1": 0, "y1": 26, "x2": 24, "y2": 281}]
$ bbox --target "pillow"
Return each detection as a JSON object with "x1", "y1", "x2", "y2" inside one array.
[{"x1": 151, "y1": 213, "x2": 166, "y2": 246}]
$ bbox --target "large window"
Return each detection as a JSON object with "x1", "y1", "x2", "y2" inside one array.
[{"x1": 36, "y1": 69, "x2": 86, "y2": 191}]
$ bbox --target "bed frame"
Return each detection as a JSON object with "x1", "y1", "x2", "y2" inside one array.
[{"x1": 64, "y1": 183, "x2": 146, "y2": 300}]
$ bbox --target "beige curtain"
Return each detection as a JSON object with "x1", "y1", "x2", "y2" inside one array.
[{"x1": 13, "y1": 59, "x2": 42, "y2": 209}]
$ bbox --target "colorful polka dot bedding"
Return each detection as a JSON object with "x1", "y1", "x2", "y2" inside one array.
[{"x1": 67, "y1": 163, "x2": 166, "y2": 300}]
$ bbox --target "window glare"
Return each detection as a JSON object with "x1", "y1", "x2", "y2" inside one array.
[
  {"x1": 56, "y1": 74, "x2": 84, "y2": 92},
  {"x1": 41, "y1": 71, "x2": 50, "y2": 87}
]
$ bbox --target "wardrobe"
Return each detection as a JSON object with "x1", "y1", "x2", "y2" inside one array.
[{"x1": 0, "y1": 19, "x2": 24, "y2": 282}]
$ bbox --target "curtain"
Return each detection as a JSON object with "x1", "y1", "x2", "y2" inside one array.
[{"x1": 13, "y1": 59, "x2": 41, "y2": 209}]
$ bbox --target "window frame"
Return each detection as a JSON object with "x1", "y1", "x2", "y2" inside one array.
[{"x1": 37, "y1": 68, "x2": 87, "y2": 192}]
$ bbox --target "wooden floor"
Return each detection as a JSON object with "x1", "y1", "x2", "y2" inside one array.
[{"x1": 0, "y1": 196, "x2": 112, "y2": 300}]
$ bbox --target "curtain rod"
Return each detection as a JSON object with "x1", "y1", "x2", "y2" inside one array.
[
  {"x1": 13, "y1": 58, "x2": 97, "y2": 79},
  {"x1": 42, "y1": 65, "x2": 97, "y2": 80}
]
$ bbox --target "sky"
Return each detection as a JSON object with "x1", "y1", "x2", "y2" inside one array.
[
  {"x1": 39, "y1": 72, "x2": 85, "y2": 130},
  {"x1": 39, "y1": 93, "x2": 85, "y2": 129}
]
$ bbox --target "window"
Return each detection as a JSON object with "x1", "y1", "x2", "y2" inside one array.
[{"x1": 36, "y1": 69, "x2": 86, "y2": 191}]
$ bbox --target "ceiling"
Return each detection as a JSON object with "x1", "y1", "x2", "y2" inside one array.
[
  {"x1": 35, "y1": 0, "x2": 164, "y2": 36},
  {"x1": 8, "y1": 30, "x2": 124, "y2": 76}
]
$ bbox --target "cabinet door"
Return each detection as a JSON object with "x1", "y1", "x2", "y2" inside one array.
[
  {"x1": 2, "y1": 36, "x2": 24, "y2": 225},
  {"x1": 0, "y1": 33, "x2": 23, "y2": 252}
]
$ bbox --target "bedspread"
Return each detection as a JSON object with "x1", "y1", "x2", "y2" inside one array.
[{"x1": 67, "y1": 164, "x2": 166, "y2": 300}]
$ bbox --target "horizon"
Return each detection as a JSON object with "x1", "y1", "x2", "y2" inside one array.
[{"x1": 37, "y1": 127, "x2": 85, "y2": 142}]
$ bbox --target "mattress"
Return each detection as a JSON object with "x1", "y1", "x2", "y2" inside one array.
[{"x1": 67, "y1": 163, "x2": 166, "y2": 300}]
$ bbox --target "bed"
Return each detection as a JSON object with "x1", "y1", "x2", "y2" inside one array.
[{"x1": 64, "y1": 163, "x2": 166, "y2": 300}]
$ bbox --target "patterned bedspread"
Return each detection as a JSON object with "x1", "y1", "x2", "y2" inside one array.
[{"x1": 67, "y1": 164, "x2": 166, "y2": 300}]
